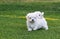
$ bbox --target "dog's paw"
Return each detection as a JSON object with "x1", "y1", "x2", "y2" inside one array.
[
  {"x1": 33, "y1": 28, "x2": 37, "y2": 31},
  {"x1": 28, "y1": 29, "x2": 32, "y2": 31},
  {"x1": 45, "y1": 27, "x2": 48, "y2": 30}
]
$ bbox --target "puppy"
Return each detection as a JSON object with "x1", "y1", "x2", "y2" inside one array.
[{"x1": 26, "y1": 11, "x2": 48, "y2": 31}]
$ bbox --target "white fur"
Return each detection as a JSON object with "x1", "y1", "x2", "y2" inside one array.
[{"x1": 26, "y1": 11, "x2": 48, "y2": 31}]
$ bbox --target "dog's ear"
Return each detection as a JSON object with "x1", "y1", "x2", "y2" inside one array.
[
  {"x1": 26, "y1": 15, "x2": 27, "y2": 19},
  {"x1": 26, "y1": 15, "x2": 29, "y2": 21},
  {"x1": 26, "y1": 14, "x2": 28, "y2": 19},
  {"x1": 26, "y1": 13, "x2": 30, "y2": 20},
  {"x1": 41, "y1": 12, "x2": 44, "y2": 15}
]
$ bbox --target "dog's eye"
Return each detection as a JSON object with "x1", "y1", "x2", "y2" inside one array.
[
  {"x1": 39, "y1": 15, "x2": 40, "y2": 16},
  {"x1": 29, "y1": 17, "x2": 31, "y2": 19}
]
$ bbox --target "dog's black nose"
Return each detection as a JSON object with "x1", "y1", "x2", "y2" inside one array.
[{"x1": 32, "y1": 19, "x2": 34, "y2": 21}]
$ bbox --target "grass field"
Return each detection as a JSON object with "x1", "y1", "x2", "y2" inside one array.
[{"x1": 0, "y1": 2, "x2": 60, "y2": 39}]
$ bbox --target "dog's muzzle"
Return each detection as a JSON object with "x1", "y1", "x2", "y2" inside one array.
[{"x1": 30, "y1": 19, "x2": 35, "y2": 23}]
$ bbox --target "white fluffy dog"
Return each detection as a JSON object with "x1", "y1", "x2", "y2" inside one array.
[{"x1": 26, "y1": 11, "x2": 48, "y2": 31}]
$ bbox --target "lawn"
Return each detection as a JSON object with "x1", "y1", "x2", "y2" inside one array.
[{"x1": 0, "y1": 2, "x2": 60, "y2": 39}]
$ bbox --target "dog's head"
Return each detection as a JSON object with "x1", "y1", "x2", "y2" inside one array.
[
  {"x1": 26, "y1": 13, "x2": 37, "y2": 23},
  {"x1": 34, "y1": 11, "x2": 44, "y2": 19}
]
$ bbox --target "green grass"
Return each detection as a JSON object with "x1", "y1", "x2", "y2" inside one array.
[{"x1": 0, "y1": 2, "x2": 60, "y2": 39}]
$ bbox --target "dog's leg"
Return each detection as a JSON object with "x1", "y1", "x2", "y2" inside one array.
[
  {"x1": 26, "y1": 22, "x2": 32, "y2": 31},
  {"x1": 27, "y1": 26, "x2": 32, "y2": 31}
]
